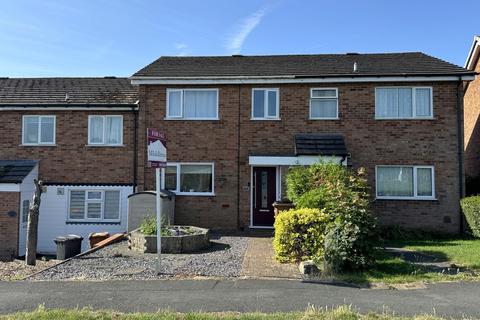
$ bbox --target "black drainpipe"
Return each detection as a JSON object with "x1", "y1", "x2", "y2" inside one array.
[
  {"x1": 133, "y1": 105, "x2": 138, "y2": 192},
  {"x1": 456, "y1": 79, "x2": 465, "y2": 234},
  {"x1": 236, "y1": 84, "x2": 242, "y2": 230}
]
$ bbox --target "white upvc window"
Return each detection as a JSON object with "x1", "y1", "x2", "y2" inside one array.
[
  {"x1": 166, "y1": 89, "x2": 219, "y2": 120},
  {"x1": 68, "y1": 189, "x2": 121, "y2": 221},
  {"x1": 88, "y1": 115, "x2": 123, "y2": 146},
  {"x1": 309, "y1": 88, "x2": 339, "y2": 119},
  {"x1": 22, "y1": 115, "x2": 56, "y2": 145},
  {"x1": 375, "y1": 87, "x2": 433, "y2": 119},
  {"x1": 251, "y1": 88, "x2": 279, "y2": 119},
  {"x1": 161, "y1": 162, "x2": 214, "y2": 196},
  {"x1": 376, "y1": 165, "x2": 435, "y2": 200}
]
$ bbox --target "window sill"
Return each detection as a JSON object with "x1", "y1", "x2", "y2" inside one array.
[
  {"x1": 164, "y1": 118, "x2": 219, "y2": 121},
  {"x1": 173, "y1": 192, "x2": 215, "y2": 197},
  {"x1": 85, "y1": 144, "x2": 125, "y2": 148},
  {"x1": 375, "y1": 117, "x2": 436, "y2": 120},
  {"x1": 66, "y1": 220, "x2": 121, "y2": 225},
  {"x1": 20, "y1": 144, "x2": 56, "y2": 147},
  {"x1": 250, "y1": 118, "x2": 281, "y2": 121},
  {"x1": 308, "y1": 117, "x2": 339, "y2": 120},
  {"x1": 375, "y1": 197, "x2": 437, "y2": 201}
]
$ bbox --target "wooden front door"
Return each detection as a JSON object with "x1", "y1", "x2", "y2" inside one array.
[{"x1": 252, "y1": 167, "x2": 276, "y2": 227}]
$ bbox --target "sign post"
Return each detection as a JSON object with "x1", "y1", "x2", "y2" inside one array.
[{"x1": 147, "y1": 128, "x2": 167, "y2": 275}]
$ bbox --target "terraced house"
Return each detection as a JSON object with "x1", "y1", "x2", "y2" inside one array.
[
  {"x1": 0, "y1": 52, "x2": 476, "y2": 260},
  {"x1": 131, "y1": 53, "x2": 474, "y2": 233},
  {"x1": 0, "y1": 78, "x2": 138, "y2": 259}
]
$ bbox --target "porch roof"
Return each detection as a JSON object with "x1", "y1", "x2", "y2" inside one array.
[{"x1": 0, "y1": 160, "x2": 38, "y2": 183}]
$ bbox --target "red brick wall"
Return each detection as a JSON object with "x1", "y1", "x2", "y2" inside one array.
[
  {"x1": 0, "y1": 192, "x2": 20, "y2": 260},
  {"x1": 138, "y1": 82, "x2": 463, "y2": 233},
  {"x1": 0, "y1": 111, "x2": 136, "y2": 184},
  {"x1": 464, "y1": 59, "x2": 480, "y2": 179}
]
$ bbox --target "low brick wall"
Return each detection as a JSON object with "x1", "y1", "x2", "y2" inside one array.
[{"x1": 128, "y1": 227, "x2": 210, "y2": 253}]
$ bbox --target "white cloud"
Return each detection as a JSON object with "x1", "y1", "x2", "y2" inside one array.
[
  {"x1": 225, "y1": 8, "x2": 266, "y2": 54},
  {"x1": 174, "y1": 42, "x2": 189, "y2": 56}
]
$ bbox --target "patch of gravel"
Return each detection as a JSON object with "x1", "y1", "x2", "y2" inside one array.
[
  {"x1": 30, "y1": 234, "x2": 248, "y2": 281},
  {"x1": 0, "y1": 258, "x2": 58, "y2": 281}
]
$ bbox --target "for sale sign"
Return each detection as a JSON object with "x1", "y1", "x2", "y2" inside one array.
[{"x1": 147, "y1": 128, "x2": 167, "y2": 168}]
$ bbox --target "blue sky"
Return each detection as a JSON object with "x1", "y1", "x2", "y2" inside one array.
[{"x1": 1, "y1": 0, "x2": 479, "y2": 77}]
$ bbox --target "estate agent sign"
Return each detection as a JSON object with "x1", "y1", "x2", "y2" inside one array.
[{"x1": 147, "y1": 128, "x2": 167, "y2": 168}]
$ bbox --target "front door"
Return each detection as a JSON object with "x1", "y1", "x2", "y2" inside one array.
[{"x1": 252, "y1": 167, "x2": 276, "y2": 227}]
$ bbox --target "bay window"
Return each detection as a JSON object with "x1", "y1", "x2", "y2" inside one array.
[
  {"x1": 376, "y1": 166, "x2": 435, "y2": 199},
  {"x1": 167, "y1": 89, "x2": 218, "y2": 120},
  {"x1": 162, "y1": 163, "x2": 214, "y2": 195},
  {"x1": 375, "y1": 87, "x2": 433, "y2": 119}
]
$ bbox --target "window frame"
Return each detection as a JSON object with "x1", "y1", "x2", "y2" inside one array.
[
  {"x1": 161, "y1": 162, "x2": 215, "y2": 196},
  {"x1": 67, "y1": 189, "x2": 121, "y2": 222},
  {"x1": 87, "y1": 115, "x2": 124, "y2": 146},
  {"x1": 251, "y1": 88, "x2": 280, "y2": 120},
  {"x1": 309, "y1": 88, "x2": 339, "y2": 120},
  {"x1": 374, "y1": 87, "x2": 434, "y2": 120},
  {"x1": 22, "y1": 115, "x2": 56, "y2": 146},
  {"x1": 375, "y1": 165, "x2": 435, "y2": 200},
  {"x1": 166, "y1": 88, "x2": 219, "y2": 120}
]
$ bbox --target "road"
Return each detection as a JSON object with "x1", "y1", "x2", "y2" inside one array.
[{"x1": 1, "y1": 279, "x2": 479, "y2": 317}]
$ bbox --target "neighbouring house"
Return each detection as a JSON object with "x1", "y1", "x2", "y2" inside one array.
[
  {"x1": 131, "y1": 52, "x2": 474, "y2": 233},
  {"x1": 0, "y1": 77, "x2": 138, "y2": 259},
  {"x1": 464, "y1": 36, "x2": 480, "y2": 190}
]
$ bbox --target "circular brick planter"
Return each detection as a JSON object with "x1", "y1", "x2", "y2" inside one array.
[{"x1": 128, "y1": 227, "x2": 210, "y2": 254}]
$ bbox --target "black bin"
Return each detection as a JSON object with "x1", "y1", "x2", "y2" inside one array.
[{"x1": 54, "y1": 234, "x2": 83, "y2": 260}]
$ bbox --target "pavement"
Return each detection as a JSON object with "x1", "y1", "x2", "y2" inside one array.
[{"x1": 1, "y1": 279, "x2": 480, "y2": 317}]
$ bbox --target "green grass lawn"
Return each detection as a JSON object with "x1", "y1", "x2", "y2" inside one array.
[
  {"x1": 338, "y1": 237, "x2": 480, "y2": 285},
  {"x1": 0, "y1": 306, "x2": 470, "y2": 320}
]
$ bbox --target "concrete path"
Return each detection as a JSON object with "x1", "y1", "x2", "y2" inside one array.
[
  {"x1": 241, "y1": 237, "x2": 300, "y2": 279},
  {"x1": 1, "y1": 279, "x2": 480, "y2": 317}
]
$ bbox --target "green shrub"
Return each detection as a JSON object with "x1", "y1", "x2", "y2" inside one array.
[
  {"x1": 140, "y1": 216, "x2": 172, "y2": 236},
  {"x1": 282, "y1": 162, "x2": 377, "y2": 271},
  {"x1": 460, "y1": 196, "x2": 480, "y2": 238},
  {"x1": 273, "y1": 208, "x2": 330, "y2": 262}
]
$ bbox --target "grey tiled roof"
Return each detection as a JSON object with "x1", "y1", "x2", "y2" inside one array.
[
  {"x1": 295, "y1": 134, "x2": 348, "y2": 156},
  {"x1": 133, "y1": 52, "x2": 473, "y2": 78},
  {"x1": 0, "y1": 78, "x2": 138, "y2": 105},
  {"x1": 0, "y1": 160, "x2": 37, "y2": 183}
]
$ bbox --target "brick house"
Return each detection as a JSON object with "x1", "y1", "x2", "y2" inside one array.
[
  {"x1": 131, "y1": 53, "x2": 474, "y2": 233},
  {"x1": 0, "y1": 77, "x2": 138, "y2": 259},
  {"x1": 464, "y1": 36, "x2": 480, "y2": 185}
]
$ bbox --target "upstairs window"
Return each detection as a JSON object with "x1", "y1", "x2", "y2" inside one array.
[
  {"x1": 22, "y1": 115, "x2": 56, "y2": 145},
  {"x1": 310, "y1": 88, "x2": 338, "y2": 119},
  {"x1": 68, "y1": 190, "x2": 121, "y2": 221},
  {"x1": 252, "y1": 89, "x2": 279, "y2": 119},
  {"x1": 375, "y1": 87, "x2": 432, "y2": 119},
  {"x1": 167, "y1": 89, "x2": 218, "y2": 120},
  {"x1": 88, "y1": 115, "x2": 123, "y2": 146}
]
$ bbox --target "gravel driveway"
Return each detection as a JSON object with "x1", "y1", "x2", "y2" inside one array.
[{"x1": 30, "y1": 234, "x2": 248, "y2": 281}]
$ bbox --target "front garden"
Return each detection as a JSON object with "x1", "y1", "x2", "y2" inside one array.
[{"x1": 272, "y1": 162, "x2": 480, "y2": 285}]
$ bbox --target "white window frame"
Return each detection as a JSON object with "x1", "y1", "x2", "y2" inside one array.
[
  {"x1": 67, "y1": 189, "x2": 121, "y2": 222},
  {"x1": 374, "y1": 87, "x2": 434, "y2": 119},
  {"x1": 22, "y1": 115, "x2": 56, "y2": 145},
  {"x1": 309, "y1": 88, "x2": 339, "y2": 120},
  {"x1": 87, "y1": 115, "x2": 123, "y2": 146},
  {"x1": 375, "y1": 165, "x2": 435, "y2": 200},
  {"x1": 251, "y1": 88, "x2": 280, "y2": 120},
  {"x1": 161, "y1": 162, "x2": 215, "y2": 196},
  {"x1": 166, "y1": 89, "x2": 219, "y2": 120}
]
